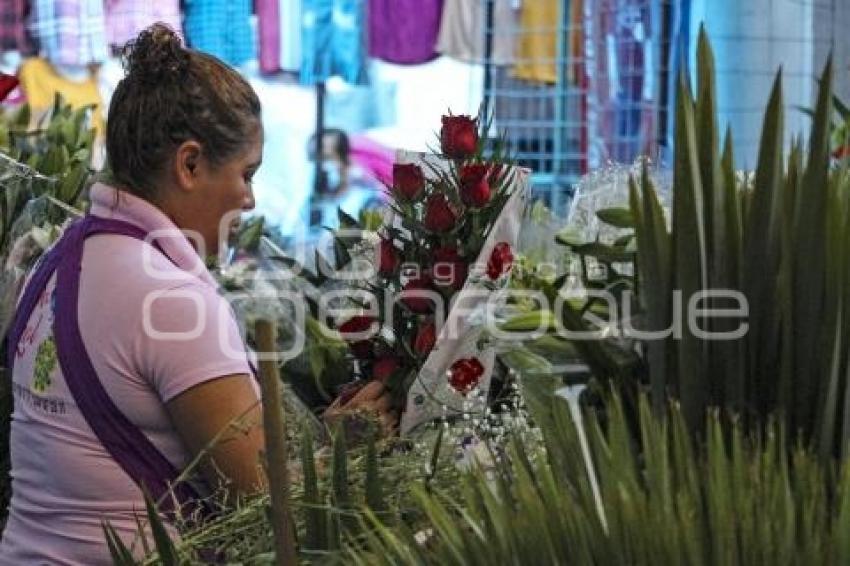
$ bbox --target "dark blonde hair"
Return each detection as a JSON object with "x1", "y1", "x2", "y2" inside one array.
[{"x1": 106, "y1": 24, "x2": 261, "y2": 200}]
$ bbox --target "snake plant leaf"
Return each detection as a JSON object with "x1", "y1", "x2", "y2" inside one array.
[
  {"x1": 671, "y1": 68, "x2": 708, "y2": 429},
  {"x1": 741, "y1": 72, "x2": 784, "y2": 415},
  {"x1": 791, "y1": 56, "x2": 833, "y2": 433}
]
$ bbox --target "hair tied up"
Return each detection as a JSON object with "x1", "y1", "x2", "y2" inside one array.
[{"x1": 122, "y1": 23, "x2": 189, "y2": 84}]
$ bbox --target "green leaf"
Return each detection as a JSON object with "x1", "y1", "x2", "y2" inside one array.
[
  {"x1": 596, "y1": 207, "x2": 635, "y2": 229},
  {"x1": 338, "y1": 207, "x2": 361, "y2": 230},
  {"x1": 365, "y1": 426, "x2": 386, "y2": 514},
  {"x1": 103, "y1": 522, "x2": 137, "y2": 565},
  {"x1": 301, "y1": 425, "x2": 327, "y2": 551},
  {"x1": 14, "y1": 103, "x2": 30, "y2": 128},
  {"x1": 834, "y1": 94, "x2": 850, "y2": 121},
  {"x1": 792, "y1": 56, "x2": 832, "y2": 432},
  {"x1": 554, "y1": 227, "x2": 586, "y2": 248},
  {"x1": 571, "y1": 242, "x2": 635, "y2": 263},
  {"x1": 671, "y1": 68, "x2": 708, "y2": 429},
  {"x1": 143, "y1": 490, "x2": 179, "y2": 565}
]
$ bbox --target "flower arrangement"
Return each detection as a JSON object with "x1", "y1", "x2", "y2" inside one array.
[{"x1": 329, "y1": 113, "x2": 527, "y2": 430}]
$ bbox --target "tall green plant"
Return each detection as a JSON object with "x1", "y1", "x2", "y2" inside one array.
[
  {"x1": 626, "y1": 28, "x2": 850, "y2": 454},
  {"x1": 512, "y1": 28, "x2": 850, "y2": 455}
]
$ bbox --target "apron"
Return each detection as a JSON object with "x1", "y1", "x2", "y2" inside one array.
[{"x1": 7, "y1": 215, "x2": 209, "y2": 518}]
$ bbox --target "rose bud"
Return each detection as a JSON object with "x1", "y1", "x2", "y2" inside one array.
[
  {"x1": 373, "y1": 356, "x2": 400, "y2": 384},
  {"x1": 338, "y1": 315, "x2": 377, "y2": 359},
  {"x1": 392, "y1": 163, "x2": 425, "y2": 201},
  {"x1": 423, "y1": 194, "x2": 457, "y2": 233},
  {"x1": 378, "y1": 238, "x2": 400, "y2": 277},
  {"x1": 440, "y1": 115, "x2": 478, "y2": 159},
  {"x1": 448, "y1": 357, "x2": 485, "y2": 395},
  {"x1": 459, "y1": 163, "x2": 491, "y2": 208},
  {"x1": 486, "y1": 242, "x2": 514, "y2": 280},
  {"x1": 401, "y1": 275, "x2": 435, "y2": 313},
  {"x1": 413, "y1": 321, "x2": 437, "y2": 356}
]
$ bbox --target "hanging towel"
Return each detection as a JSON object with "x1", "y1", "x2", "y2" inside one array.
[
  {"x1": 183, "y1": 0, "x2": 254, "y2": 68},
  {"x1": 0, "y1": 0, "x2": 38, "y2": 55},
  {"x1": 368, "y1": 0, "x2": 442, "y2": 65},
  {"x1": 513, "y1": 0, "x2": 559, "y2": 84},
  {"x1": 30, "y1": 0, "x2": 108, "y2": 66},
  {"x1": 435, "y1": 0, "x2": 516, "y2": 65},
  {"x1": 279, "y1": 0, "x2": 302, "y2": 71},
  {"x1": 257, "y1": 0, "x2": 281, "y2": 74},
  {"x1": 104, "y1": 0, "x2": 182, "y2": 49},
  {"x1": 301, "y1": 0, "x2": 368, "y2": 85}
]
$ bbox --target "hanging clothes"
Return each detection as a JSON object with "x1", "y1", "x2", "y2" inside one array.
[
  {"x1": 435, "y1": 0, "x2": 515, "y2": 65},
  {"x1": 257, "y1": 0, "x2": 280, "y2": 74},
  {"x1": 18, "y1": 57, "x2": 105, "y2": 133},
  {"x1": 103, "y1": 0, "x2": 182, "y2": 49},
  {"x1": 368, "y1": 0, "x2": 442, "y2": 65},
  {"x1": 0, "y1": 0, "x2": 38, "y2": 55},
  {"x1": 585, "y1": 0, "x2": 656, "y2": 165},
  {"x1": 513, "y1": 0, "x2": 558, "y2": 84},
  {"x1": 279, "y1": 0, "x2": 302, "y2": 72},
  {"x1": 611, "y1": 0, "x2": 654, "y2": 162},
  {"x1": 491, "y1": 66, "x2": 556, "y2": 173},
  {"x1": 183, "y1": 0, "x2": 254, "y2": 68},
  {"x1": 301, "y1": 0, "x2": 368, "y2": 85},
  {"x1": 29, "y1": 0, "x2": 108, "y2": 66},
  {"x1": 570, "y1": 0, "x2": 584, "y2": 85}
]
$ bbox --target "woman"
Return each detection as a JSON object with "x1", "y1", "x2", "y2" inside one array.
[{"x1": 0, "y1": 25, "x2": 391, "y2": 564}]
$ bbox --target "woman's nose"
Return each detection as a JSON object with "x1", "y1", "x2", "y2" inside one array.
[{"x1": 243, "y1": 185, "x2": 256, "y2": 211}]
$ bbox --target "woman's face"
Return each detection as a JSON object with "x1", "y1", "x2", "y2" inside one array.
[{"x1": 174, "y1": 125, "x2": 263, "y2": 257}]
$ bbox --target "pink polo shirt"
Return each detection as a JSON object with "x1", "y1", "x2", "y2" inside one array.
[{"x1": 0, "y1": 184, "x2": 256, "y2": 565}]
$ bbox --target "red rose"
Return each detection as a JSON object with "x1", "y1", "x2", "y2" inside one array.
[
  {"x1": 448, "y1": 357, "x2": 485, "y2": 395},
  {"x1": 401, "y1": 276, "x2": 435, "y2": 313},
  {"x1": 0, "y1": 74, "x2": 19, "y2": 103},
  {"x1": 440, "y1": 115, "x2": 478, "y2": 159},
  {"x1": 424, "y1": 194, "x2": 457, "y2": 233},
  {"x1": 432, "y1": 246, "x2": 468, "y2": 291},
  {"x1": 373, "y1": 356, "x2": 399, "y2": 383},
  {"x1": 413, "y1": 321, "x2": 437, "y2": 356},
  {"x1": 486, "y1": 242, "x2": 514, "y2": 280},
  {"x1": 392, "y1": 163, "x2": 425, "y2": 200},
  {"x1": 378, "y1": 238, "x2": 400, "y2": 276},
  {"x1": 339, "y1": 316, "x2": 376, "y2": 359},
  {"x1": 459, "y1": 164, "x2": 491, "y2": 208}
]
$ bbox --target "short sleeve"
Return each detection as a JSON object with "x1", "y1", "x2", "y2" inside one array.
[{"x1": 137, "y1": 281, "x2": 254, "y2": 403}]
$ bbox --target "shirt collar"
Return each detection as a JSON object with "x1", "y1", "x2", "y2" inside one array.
[{"x1": 88, "y1": 182, "x2": 218, "y2": 288}]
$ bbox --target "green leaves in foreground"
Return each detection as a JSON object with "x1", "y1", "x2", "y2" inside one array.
[{"x1": 347, "y1": 386, "x2": 850, "y2": 565}]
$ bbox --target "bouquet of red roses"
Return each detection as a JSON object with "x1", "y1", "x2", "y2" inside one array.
[{"x1": 327, "y1": 112, "x2": 529, "y2": 433}]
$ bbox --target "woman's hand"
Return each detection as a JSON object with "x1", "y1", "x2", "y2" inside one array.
[{"x1": 323, "y1": 381, "x2": 398, "y2": 437}]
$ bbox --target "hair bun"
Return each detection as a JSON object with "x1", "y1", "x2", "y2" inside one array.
[{"x1": 123, "y1": 23, "x2": 189, "y2": 84}]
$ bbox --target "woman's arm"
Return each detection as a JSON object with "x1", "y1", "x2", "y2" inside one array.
[
  {"x1": 166, "y1": 374, "x2": 265, "y2": 498},
  {"x1": 166, "y1": 374, "x2": 397, "y2": 502}
]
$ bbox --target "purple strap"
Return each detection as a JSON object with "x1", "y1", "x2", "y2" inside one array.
[{"x1": 7, "y1": 216, "x2": 205, "y2": 518}]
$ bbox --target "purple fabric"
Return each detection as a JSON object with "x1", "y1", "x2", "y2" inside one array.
[
  {"x1": 256, "y1": 0, "x2": 281, "y2": 74},
  {"x1": 7, "y1": 216, "x2": 204, "y2": 518},
  {"x1": 350, "y1": 134, "x2": 395, "y2": 185},
  {"x1": 368, "y1": 0, "x2": 443, "y2": 65}
]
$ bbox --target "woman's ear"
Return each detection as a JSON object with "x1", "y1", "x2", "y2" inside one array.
[{"x1": 173, "y1": 140, "x2": 203, "y2": 192}]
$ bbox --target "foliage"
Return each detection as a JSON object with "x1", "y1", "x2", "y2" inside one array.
[
  {"x1": 346, "y1": 383, "x2": 850, "y2": 565},
  {"x1": 501, "y1": 27, "x2": 850, "y2": 459}
]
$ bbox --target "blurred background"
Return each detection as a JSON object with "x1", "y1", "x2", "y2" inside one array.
[{"x1": 1, "y1": 0, "x2": 848, "y2": 243}]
